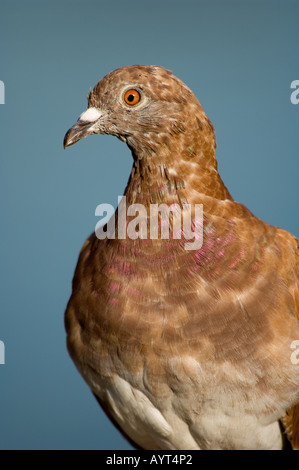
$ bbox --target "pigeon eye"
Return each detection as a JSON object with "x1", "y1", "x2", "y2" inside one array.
[{"x1": 124, "y1": 89, "x2": 141, "y2": 106}]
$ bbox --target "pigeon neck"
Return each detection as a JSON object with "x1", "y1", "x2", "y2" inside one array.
[{"x1": 124, "y1": 124, "x2": 232, "y2": 206}]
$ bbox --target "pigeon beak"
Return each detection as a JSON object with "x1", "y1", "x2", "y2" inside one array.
[{"x1": 63, "y1": 107, "x2": 104, "y2": 148}]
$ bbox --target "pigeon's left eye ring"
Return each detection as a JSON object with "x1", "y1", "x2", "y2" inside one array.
[{"x1": 124, "y1": 89, "x2": 141, "y2": 106}]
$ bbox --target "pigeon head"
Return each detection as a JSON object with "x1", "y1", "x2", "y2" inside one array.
[{"x1": 63, "y1": 65, "x2": 216, "y2": 167}]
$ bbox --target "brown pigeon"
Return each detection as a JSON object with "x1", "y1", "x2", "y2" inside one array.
[{"x1": 63, "y1": 65, "x2": 299, "y2": 450}]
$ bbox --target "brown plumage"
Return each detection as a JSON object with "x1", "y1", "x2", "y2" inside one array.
[{"x1": 64, "y1": 65, "x2": 299, "y2": 450}]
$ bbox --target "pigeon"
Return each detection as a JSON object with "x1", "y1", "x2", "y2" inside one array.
[{"x1": 63, "y1": 65, "x2": 299, "y2": 450}]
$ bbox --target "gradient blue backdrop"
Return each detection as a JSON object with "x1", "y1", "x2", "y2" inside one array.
[{"x1": 0, "y1": 0, "x2": 298, "y2": 450}]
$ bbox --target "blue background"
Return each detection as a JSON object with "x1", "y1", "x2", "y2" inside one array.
[{"x1": 0, "y1": 0, "x2": 298, "y2": 450}]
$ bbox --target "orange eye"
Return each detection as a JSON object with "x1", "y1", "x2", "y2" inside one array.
[{"x1": 124, "y1": 89, "x2": 141, "y2": 106}]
